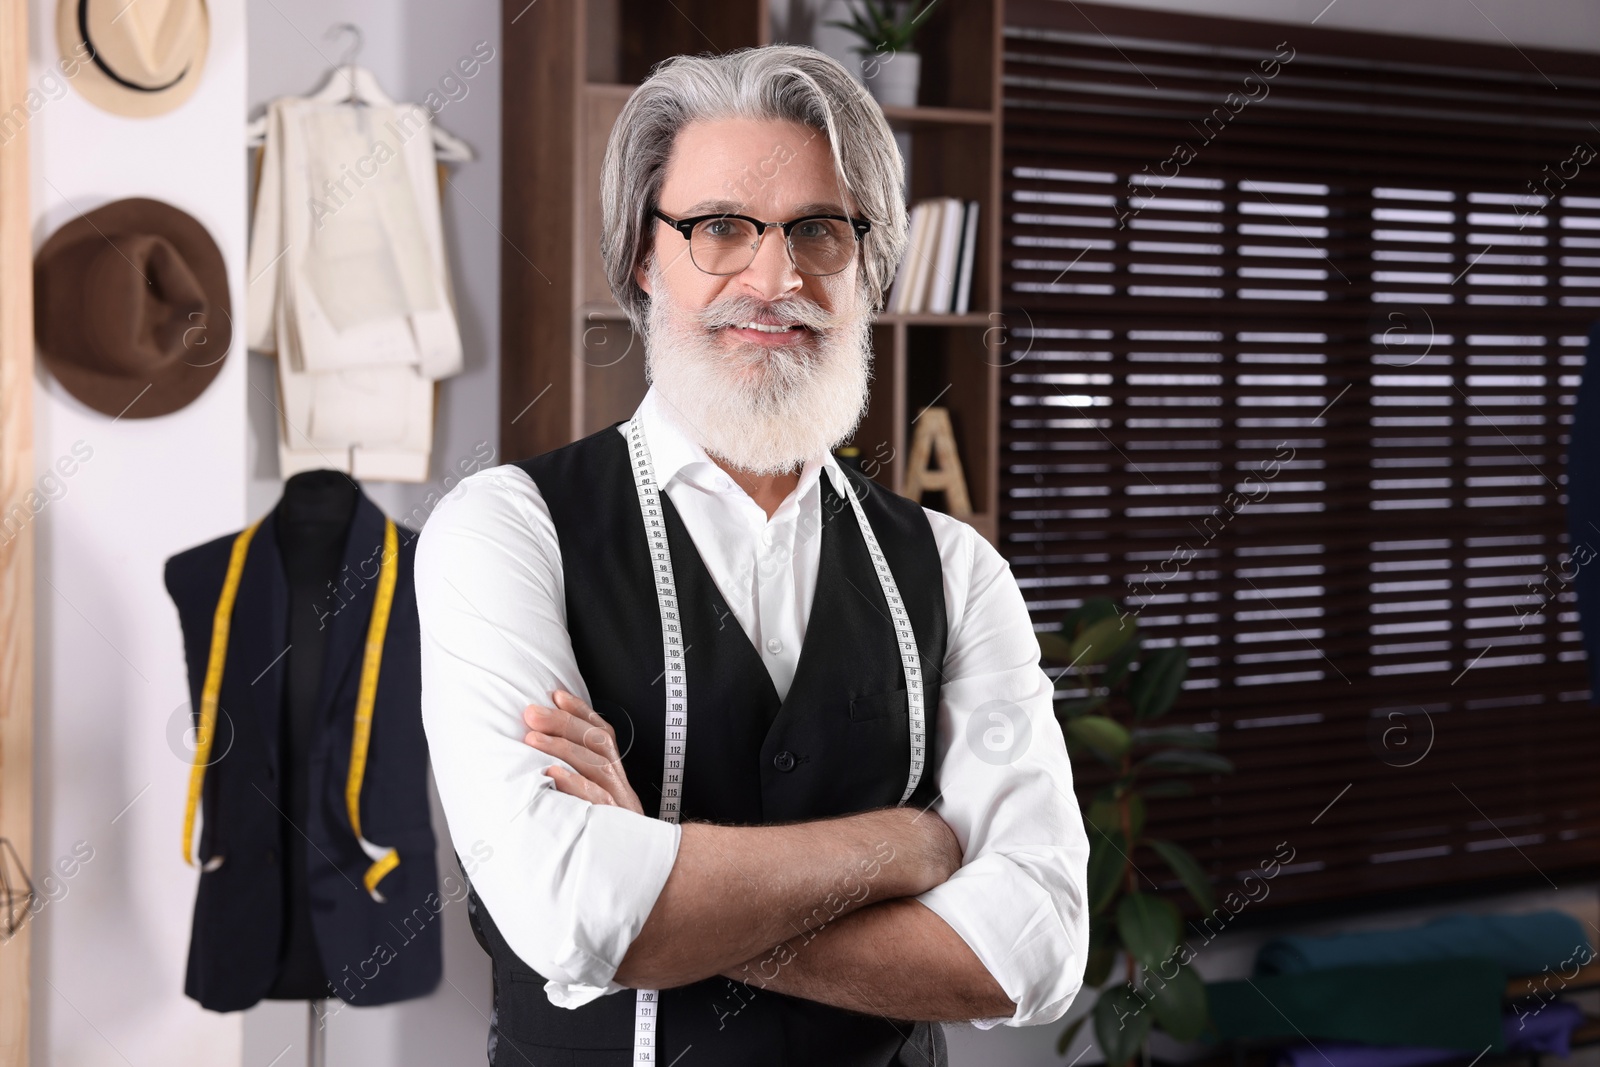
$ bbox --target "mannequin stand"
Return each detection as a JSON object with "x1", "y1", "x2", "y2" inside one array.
[
  {"x1": 309, "y1": 999, "x2": 328, "y2": 1067},
  {"x1": 275, "y1": 470, "x2": 357, "y2": 1067}
]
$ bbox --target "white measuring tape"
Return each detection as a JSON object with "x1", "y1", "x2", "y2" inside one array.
[{"x1": 624, "y1": 416, "x2": 926, "y2": 1064}]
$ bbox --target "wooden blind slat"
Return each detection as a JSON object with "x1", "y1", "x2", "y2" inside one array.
[{"x1": 1003, "y1": 2, "x2": 1600, "y2": 916}]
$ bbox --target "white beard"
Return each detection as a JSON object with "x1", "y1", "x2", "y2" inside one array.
[{"x1": 641, "y1": 259, "x2": 874, "y2": 477}]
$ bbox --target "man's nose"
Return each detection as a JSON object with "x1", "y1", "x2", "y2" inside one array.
[{"x1": 738, "y1": 225, "x2": 804, "y2": 302}]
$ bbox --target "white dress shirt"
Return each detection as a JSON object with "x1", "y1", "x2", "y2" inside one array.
[{"x1": 415, "y1": 384, "x2": 1091, "y2": 1029}]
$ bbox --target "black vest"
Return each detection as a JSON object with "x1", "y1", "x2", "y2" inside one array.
[
  {"x1": 165, "y1": 488, "x2": 442, "y2": 1012},
  {"x1": 463, "y1": 422, "x2": 950, "y2": 1066}
]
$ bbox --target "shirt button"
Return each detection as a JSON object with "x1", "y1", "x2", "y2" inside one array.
[
  {"x1": 773, "y1": 751, "x2": 796, "y2": 772},
  {"x1": 761, "y1": 527, "x2": 773, "y2": 545},
  {"x1": 766, "y1": 637, "x2": 782, "y2": 654}
]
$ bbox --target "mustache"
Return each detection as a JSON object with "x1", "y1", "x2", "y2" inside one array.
[{"x1": 695, "y1": 295, "x2": 841, "y2": 332}]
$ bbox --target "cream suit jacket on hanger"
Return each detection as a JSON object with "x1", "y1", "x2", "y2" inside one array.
[{"x1": 247, "y1": 95, "x2": 463, "y2": 482}]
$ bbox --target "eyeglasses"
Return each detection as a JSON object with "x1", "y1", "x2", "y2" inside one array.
[{"x1": 650, "y1": 207, "x2": 872, "y2": 277}]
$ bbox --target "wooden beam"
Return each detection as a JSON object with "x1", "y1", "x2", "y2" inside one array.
[
  {"x1": 500, "y1": 0, "x2": 581, "y2": 462},
  {"x1": 0, "y1": 0, "x2": 33, "y2": 1061}
]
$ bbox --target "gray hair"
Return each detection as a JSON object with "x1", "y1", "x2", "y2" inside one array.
[{"x1": 599, "y1": 45, "x2": 908, "y2": 335}]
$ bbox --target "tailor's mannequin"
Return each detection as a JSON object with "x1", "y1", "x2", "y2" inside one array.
[{"x1": 265, "y1": 470, "x2": 357, "y2": 999}]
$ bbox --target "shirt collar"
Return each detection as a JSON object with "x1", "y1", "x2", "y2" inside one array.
[{"x1": 629, "y1": 384, "x2": 850, "y2": 504}]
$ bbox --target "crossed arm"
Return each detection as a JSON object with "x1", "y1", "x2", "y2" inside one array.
[
  {"x1": 525, "y1": 690, "x2": 1015, "y2": 1021},
  {"x1": 415, "y1": 471, "x2": 1087, "y2": 1028}
]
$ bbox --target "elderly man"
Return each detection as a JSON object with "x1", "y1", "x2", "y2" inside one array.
[{"x1": 416, "y1": 44, "x2": 1089, "y2": 1067}]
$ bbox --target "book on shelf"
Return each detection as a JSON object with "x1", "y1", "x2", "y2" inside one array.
[
  {"x1": 885, "y1": 196, "x2": 979, "y2": 316},
  {"x1": 885, "y1": 201, "x2": 921, "y2": 314},
  {"x1": 954, "y1": 199, "x2": 980, "y2": 315},
  {"x1": 928, "y1": 197, "x2": 963, "y2": 313}
]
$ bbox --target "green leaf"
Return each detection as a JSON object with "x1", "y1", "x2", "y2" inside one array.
[
  {"x1": 1137, "y1": 749, "x2": 1234, "y2": 776},
  {"x1": 1056, "y1": 695, "x2": 1107, "y2": 718},
  {"x1": 1147, "y1": 964, "x2": 1209, "y2": 1040},
  {"x1": 1116, "y1": 892, "x2": 1182, "y2": 971},
  {"x1": 1130, "y1": 725, "x2": 1217, "y2": 750},
  {"x1": 1083, "y1": 916, "x2": 1120, "y2": 987},
  {"x1": 1086, "y1": 795, "x2": 1145, "y2": 843},
  {"x1": 1149, "y1": 839, "x2": 1215, "y2": 914},
  {"x1": 1062, "y1": 597, "x2": 1118, "y2": 638},
  {"x1": 1093, "y1": 984, "x2": 1152, "y2": 1066},
  {"x1": 1086, "y1": 828, "x2": 1128, "y2": 915},
  {"x1": 1067, "y1": 716, "x2": 1131, "y2": 763},
  {"x1": 1103, "y1": 634, "x2": 1143, "y2": 688},
  {"x1": 1068, "y1": 615, "x2": 1138, "y2": 667},
  {"x1": 1140, "y1": 779, "x2": 1195, "y2": 799},
  {"x1": 830, "y1": 0, "x2": 945, "y2": 55},
  {"x1": 1129, "y1": 646, "x2": 1189, "y2": 719},
  {"x1": 1055, "y1": 1012, "x2": 1089, "y2": 1056},
  {"x1": 1036, "y1": 631, "x2": 1077, "y2": 664}
]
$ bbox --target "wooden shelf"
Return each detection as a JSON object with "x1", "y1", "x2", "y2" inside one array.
[
  {"x1": 877, "y1": 311, "x2": 993, "y2": 326},
  {"x1": 1506, "y1": 959, "x2": 1600, "y2": 1000},
  {"x1": 576, "y1": 301, "x2": 629, "y2": 320},
  {"x1": 880, "y1": 104, "x2": 996, "y2": 128}
]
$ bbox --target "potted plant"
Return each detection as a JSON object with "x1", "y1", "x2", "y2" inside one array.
[
  {"x1": 824, "y1": 0, "x2": 944, "y2": 108},
  {"x1": 1037, "y1": 597, "x2": 1234, "y2": 1065}
]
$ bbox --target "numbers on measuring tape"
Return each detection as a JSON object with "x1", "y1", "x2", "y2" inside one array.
[{"x1": 622, "y1": 416, "x2": 925, "y2": 1060}]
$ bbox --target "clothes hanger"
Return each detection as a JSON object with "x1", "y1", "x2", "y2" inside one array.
[{"x1": 245, "y1": 24, "x2": 474, "y2": 163}]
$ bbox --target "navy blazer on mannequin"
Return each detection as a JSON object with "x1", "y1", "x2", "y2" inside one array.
[
  {"x1": 164, "y1": 487, "x2": 442, "y2": 1012},
  {"x1": 1566, "y1": 321, "x2": 1600, "y2": 699}
]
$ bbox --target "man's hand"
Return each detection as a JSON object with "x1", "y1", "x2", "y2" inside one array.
[{"x1": 522, "y1": 690, "x2": 644, "y2": 815}]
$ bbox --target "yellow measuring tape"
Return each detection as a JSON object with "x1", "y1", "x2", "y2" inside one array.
[{"x1": 182, "y1": 515, "x2": 402, "y2": 903}]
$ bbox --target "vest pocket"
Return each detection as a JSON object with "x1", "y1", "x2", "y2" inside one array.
[{"x1": 849, "y1": 687, "x2": 909, "y2": 722}]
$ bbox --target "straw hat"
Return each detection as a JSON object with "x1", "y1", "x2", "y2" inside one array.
[
  {"x1": 34, "y1": 198, "x2": 232, "y2": 418},
  {"x1": 58, "y1": 0, "x2": 210, "y2": 117}
]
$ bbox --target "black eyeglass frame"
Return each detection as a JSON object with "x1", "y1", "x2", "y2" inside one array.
[{"x1": 650, "y1": 207, "x2": 873, "y2": 276}]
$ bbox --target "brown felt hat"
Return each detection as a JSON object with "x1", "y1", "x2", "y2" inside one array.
[{"x1": 34, "y1": 197, "x2": 231, "y2": 419}]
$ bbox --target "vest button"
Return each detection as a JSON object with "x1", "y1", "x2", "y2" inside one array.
[
  {"x1": 266, "y1": 848, "x2": 278, "y2": 866},
  {"x1": 773, "y1": 750, "x2": 796, "y2": 772}
]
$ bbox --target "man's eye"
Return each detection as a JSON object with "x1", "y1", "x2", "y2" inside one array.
[{"x1": 794, "y1": 221, "x2": 827, "y2": 239}]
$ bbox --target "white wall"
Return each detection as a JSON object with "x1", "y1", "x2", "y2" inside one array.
[{"x1": 28, "y1": 1, "x2": 249, "y2": 1065}]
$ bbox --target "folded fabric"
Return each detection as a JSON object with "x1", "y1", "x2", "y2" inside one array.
[
  {"x1": 1274, "y1": 1000, "x2": 1586, "y2": 1067},
  {"x1": 1208, "y1": 958, "x2": 1506, "y2": 1050},
  {"x1": 1256, "y1": 910, "x2": 1591, "y2": 979},
  {"x1": 1507, "y1": 999, "x2": 1587, "y2": 1057}
]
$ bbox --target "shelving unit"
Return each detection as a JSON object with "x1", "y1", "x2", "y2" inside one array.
[{"x1": 501, "y1": 0, "x2": 1004, "y2": 543}]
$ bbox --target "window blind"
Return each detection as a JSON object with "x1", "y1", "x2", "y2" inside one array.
[{"x1": 1001, "y1": 0, "x2": 1600, "y2": 914}]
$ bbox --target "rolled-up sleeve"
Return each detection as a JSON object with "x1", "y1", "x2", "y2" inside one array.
[
  {"x1": 914, "y1": 514, "x2": 1092, "y2": 1028},
  {"x1": 415, "y1": 465, "x2": 681, "y2": 1009}
]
